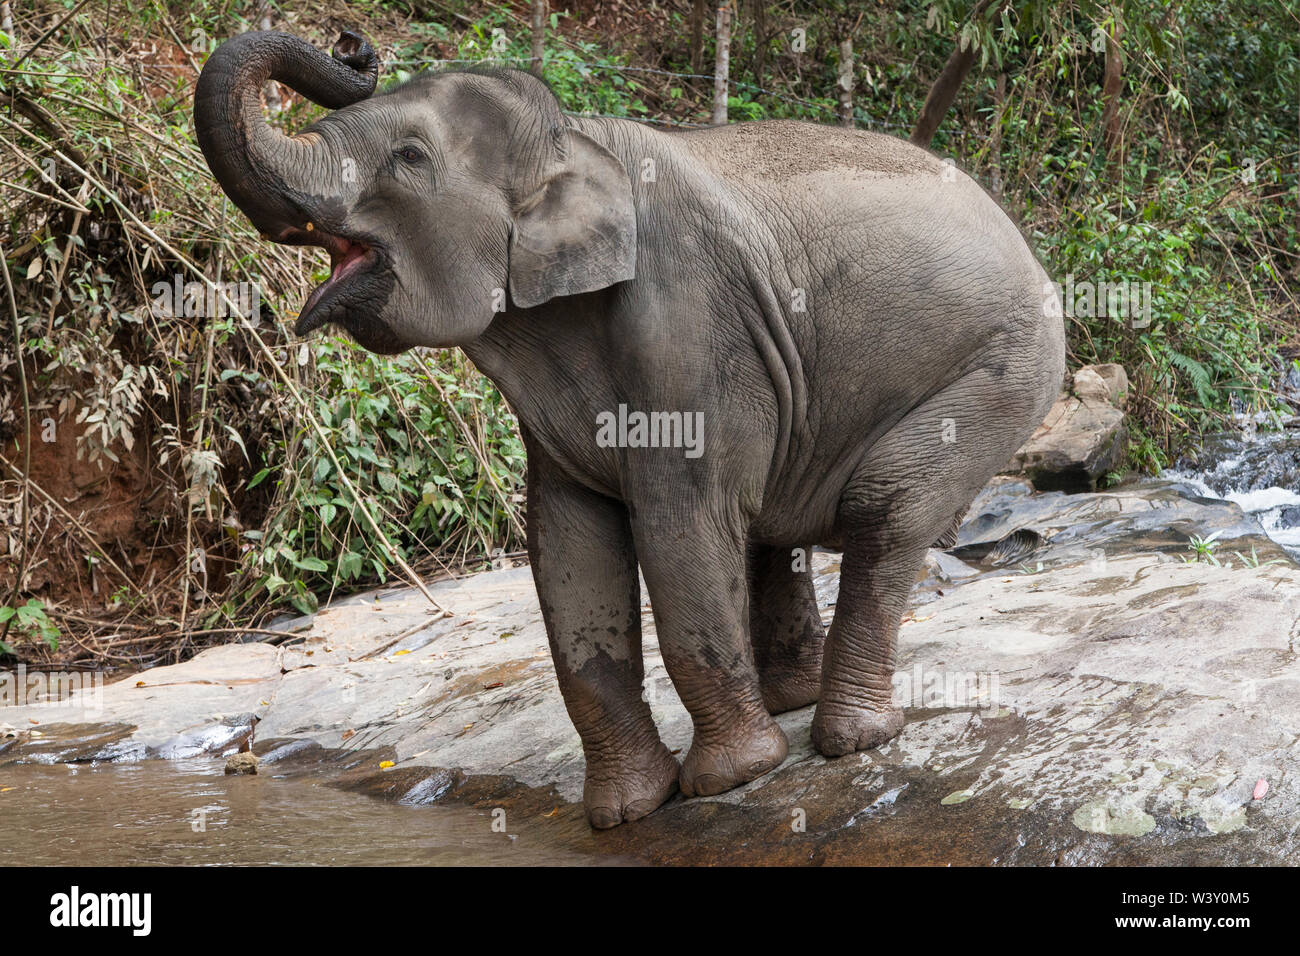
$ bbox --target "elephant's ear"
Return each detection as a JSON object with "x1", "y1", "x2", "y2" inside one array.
[{"x1": 507, "y1": 129, "x2": 637, "y2": 309}]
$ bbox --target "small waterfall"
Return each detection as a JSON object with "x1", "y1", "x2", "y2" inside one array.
[{"x1": 1163, "y1": 429, "x2": 1300, "y2": 557}]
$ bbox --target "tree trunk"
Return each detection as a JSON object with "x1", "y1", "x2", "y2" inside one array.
[
  {"x1": 910, "y1": 0, "x2": 999, "y2": 148},
  {"x1": 530, "y1": 0, "x2": 546, "y2": 75},
  {"x1": 989, "y1": 71, "x2": 1005, "y2": 196},
  {"x1": 689, "y1": 0, "x2": 708, "y2": 75},
  {"x1": 1099, "y1": 15, "x2": 1125, "y2": 173},
  {"x1": 712, "y1": 1, "x2": 731, "y2": 126},
  {"x1": 837, "y1": 37, "x2": 854, "y2": 128},
  {"x1": 750, "y1": 0, "x2": 767, "y2": 84}
]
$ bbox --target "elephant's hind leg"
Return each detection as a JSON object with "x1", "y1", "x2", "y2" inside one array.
[
  {"x1": 525, "y1": 445, "x2": 678, "y2": 829},
  {"x1": 748, "y1": 542, "x2": 825, "y2": 714},
  {"x1": 812, "y1": 362, "x2": 1049, "y2": 757},
  {"x1": 809, "y1": 526, "x2": 916, "y2": 756}
]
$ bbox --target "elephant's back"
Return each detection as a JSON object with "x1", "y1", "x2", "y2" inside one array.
[{"x1": 677, "y1": 119, "x2": 944, "y2": 183}]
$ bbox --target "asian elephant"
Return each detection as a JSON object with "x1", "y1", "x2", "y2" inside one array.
[{"x1": 194, "y1": 30, "x2": 1065, "y2": 828}]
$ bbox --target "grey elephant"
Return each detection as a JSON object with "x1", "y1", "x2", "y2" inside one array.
[{"x1": 195, "y1": 30, "x2": 1065, "y2": 828}]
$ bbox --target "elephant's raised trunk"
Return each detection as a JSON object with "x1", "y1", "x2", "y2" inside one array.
[{"x1": 193, "y1": 30, "x2": 379, "y2": 238}]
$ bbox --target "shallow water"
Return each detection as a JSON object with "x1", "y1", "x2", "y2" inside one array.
[{"x1": 0, "y1": 761, "x2": 618, "y2": 866}]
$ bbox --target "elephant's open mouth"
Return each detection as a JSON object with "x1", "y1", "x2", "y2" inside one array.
[{"x1": 287, "y1": 228, "x2": 382, "y2": 336}]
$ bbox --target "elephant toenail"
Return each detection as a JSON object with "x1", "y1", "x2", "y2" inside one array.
[
  {"x1": 624, "y1": 799, "x2": 656, "y2": 820},
  {"x1": 587, "y1": 806, "x2": 621, "y2": 829},
  {"x1": 692, "y1": 773, "x2": 725, "y2": 796}
]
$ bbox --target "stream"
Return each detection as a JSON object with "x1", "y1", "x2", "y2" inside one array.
[
  {"x1": 1165, "y1": 428, "x2": 1300, "y2": 557},
  {"x1": 0, "y1": 761, "x2": 622, "y2": 866}
]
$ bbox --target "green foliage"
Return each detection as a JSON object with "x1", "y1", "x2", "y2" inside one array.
[
  {"x1": 1182, "y1": 530, "x2": 1225, "y2": 564},
  {"x1": 234, "y1": 340, "x2": 524, "y2": 617},
  {"x1": 1233, "y1": 545, "x2": 1286, "y2": 569},
  {"x1": 0, "y1": 600, "x2": 60, "y2": 655}
]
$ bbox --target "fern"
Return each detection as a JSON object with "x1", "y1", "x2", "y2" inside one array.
[{"x1": 1168, "y1": 350, "x2": 1216, "y2": 407}]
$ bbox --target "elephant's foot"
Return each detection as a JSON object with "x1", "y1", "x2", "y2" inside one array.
[
  {"x1": 758, "y1": 663, "x2": 821, "y2": 714},
  {"x1": 583, "y1": 741, "x2": 680, "y2": 829},
  {"x1": 680, "y1": 713, "x2": 789, "y2": 797},
  {"x1": 811, "y1": 703, "x2": 904, "y2": 757}
]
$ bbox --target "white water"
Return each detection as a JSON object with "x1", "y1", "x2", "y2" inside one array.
[{"x1": 1162, "y1": 433, "x2": 1300, "y2": 554}]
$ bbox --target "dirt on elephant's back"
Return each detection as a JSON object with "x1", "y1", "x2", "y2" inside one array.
[{"x1": 688, "y1": 120, "x2": 943, "y2": 182}]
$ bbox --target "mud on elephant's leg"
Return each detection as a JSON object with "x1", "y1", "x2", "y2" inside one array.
[
  {"x1": 526, "y1": 453, "x2": 678, "y2": 829},
  {"x1": 748, "y1": 542, "x2": 825, "y2": 714},
  {"x1": 633, "y1": 509, "x2": 789, "y2": 798}
]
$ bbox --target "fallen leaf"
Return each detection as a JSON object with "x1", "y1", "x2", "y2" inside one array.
[
  {"x1": 483, "y1": 681, "x2": 504, "y2": 690},
  {"x1": 393, "y1": 649, "x2": 411, "y2": 657},
  {"x1": 28, "y1": 718, "x2": 38, "y2": 725},
  {"x1": 135, "y1": 681, "x2": 146, "y2": 687},
  {"x1": 1253, "y1": 779, "x2": 1268, "y2": 800},
  {"x1": 0, "y1": 787, "x2": 14, "y2": 793},
  {"x1": 543, "y1": 807, "x2": 559, "y2": 818},
  {"x1": 341, "y1": 729, "x2": 356, "y2": 741},
  {"x1": 379, "y1": 760, "x2": 395, "y2": 769}
]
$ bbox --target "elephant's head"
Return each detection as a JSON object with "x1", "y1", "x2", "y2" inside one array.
[{"x1": 193, "y1": 30, "x2": 637, "y2": 354}]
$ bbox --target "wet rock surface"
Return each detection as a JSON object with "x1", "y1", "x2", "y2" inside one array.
[{"x1": 2, "y1": 476, "x2": 1298, "y2": 865}]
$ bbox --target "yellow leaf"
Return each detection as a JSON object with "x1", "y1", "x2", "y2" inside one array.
[
  {"x1": 1, "y1": 787, "x2": 15, "y2": 793},
  {"x1": 379, "y1": 760, "x2": 395, "y2": 769},
  {"x1": 393, "y1": 649, "x2": 411, "y2": 657}
]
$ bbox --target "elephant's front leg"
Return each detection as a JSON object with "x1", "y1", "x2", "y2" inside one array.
[
  {"x1": 526, "y1": 456, "x2": 678, "y2": 829},
  {"x1": 632, "y1": 507, "x2": 789, "y2": 797}
]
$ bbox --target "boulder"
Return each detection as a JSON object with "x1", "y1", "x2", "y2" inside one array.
[{"x1": 1006, "y1": 364, "x2": 1128, "y2": 492}]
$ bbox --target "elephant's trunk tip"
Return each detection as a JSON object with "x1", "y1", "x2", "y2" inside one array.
[{"x1": 331, "y1": 30, "x2": 379, "y2": 82}]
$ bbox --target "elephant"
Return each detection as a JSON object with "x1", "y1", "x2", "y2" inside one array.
[{"x1": 194, "y1": 30, "x2": 1065, "y2": 829}]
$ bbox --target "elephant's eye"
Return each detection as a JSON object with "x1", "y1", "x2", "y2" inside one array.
[{"x1": 395, "y1": 145, "x2": 424, "y2": 165}]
